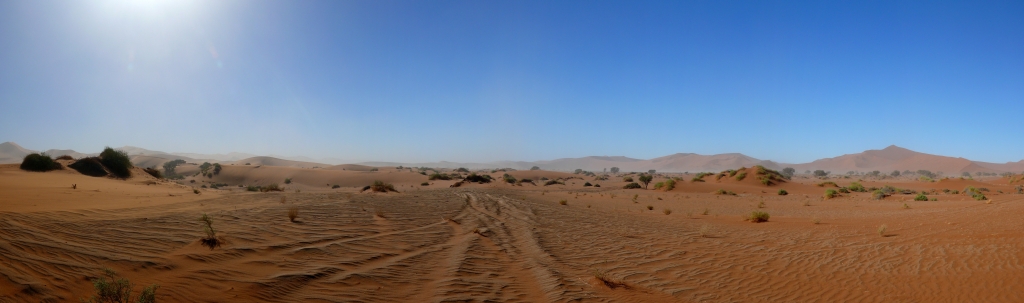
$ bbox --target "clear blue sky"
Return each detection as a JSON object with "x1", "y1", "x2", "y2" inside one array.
[{"x1": 1, "y1": 0, "x2": 1022, "y2": 163}]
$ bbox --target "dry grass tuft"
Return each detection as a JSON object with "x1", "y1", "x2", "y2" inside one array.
[
  {"x1": 702, "y1": 208, "x2": 710, "y2": 215},
  {"x1": 591, "y1": 269, "x2": 629, "y2": 289},
  {"x1": 699, "y1": 224, "x2": 712, "y2": 238},
  {"x1": 374, "y1": 210, "x2": 387, "y2": 218},
  {"x1": 646, "y1": 205, "x2": 653, "y2": 210},
  {"x1": 663, "y1": 208, "x2": 672, "y2": 215},
  {"x1": 288, "y1": 206, "x2": 299, "y2": 222},
  {"x1": 559, "y1": 199, "x2": 567, "y2": 205},
  {"x1": 878, "y1": 224, "x2": 887, "y2": 237},
  {"x1": 746, "y1": 211, "x2": 770, "y2": 223},
  {"x1": 811, "y1": 217, "x2": 821, "y2": 225}
]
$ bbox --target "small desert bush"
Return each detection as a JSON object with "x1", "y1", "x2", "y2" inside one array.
[
  {"x1": 848, "y1": 182, "x2": 866, "y2": 192},
  {"x1": 823, "y1": 189, "x2": 839, "y2": 199},
  {"x1": 914, "y1": 193, "x2": 928, "y2": 201},
  {"x1": 199, "y1": 213, "x2": 219, "y2": 249},
  {"x1": 622, "y1": 176, "x2": 634, "y2": 182},
  {"x1": 419, "y1": 182, "x2": 429, "y2": 186},
  {"x1": 838, "y1": 187, "x2": 850, "y2": 194},
  {"x1": 284, "y1": 178, "x2": 292, "y2": 184},
  {"x1": 584, "y1": 182, "x2": 593, "y2": 187},
  {"x1": 878, "y1": 224, "x2": 887, "y2": 237},
  {"x1": 82, "y1": 269, "x2": 158, "y2": 303},
  {"x1": 428, "y1": 173, "x2": 451, "y2": 180},
  {"x1": 20, "y1": 153, "x2": 61, "y2": 172},
  {"x1": 622, "y1": 182, "x2": 642, "y2": 189},
  {"x1": 559, "y1": 199, "x2": 567, "y2": 205},
  {"x1": 56, "y1": 155, "x2": 74, "y2": 160},
  {"x1": 817, "y1": 181, "x2": 838, "y2": 187},
  {"x1": 661, "y1": 179, "x2": 676, "y2": 191},
  {"x1": 464, "y1": 173, "x2": 492, "y2": 183},
  {"x1": 699, "y1": 224, "x2": 712, "y2": 237},
  {"x1": 143, "y1": 167, "x2": 163, "y2": 179},
  {"x1": 735, "y1": 172, "x2": 747, "y2": 181},
  {"x1": 714, "y1": 189, "x2": 736, "y2": 195},
  {"x1": 872, "y1": 189, "x2": 887, "y2": 200},
  {"x1": 261, "y1": 183, "x2": 283, "y2": 192},
  {"x1": 370, "y1": 180, "x2": 397, "y2": 192},
  {"x1": 663, "y1": 209, "x2": 672, "y2": 215},
  {"x1": 646, "y1": 205, "x2": 653, "y2": 210},
  {"x1": 777, "y1": 189, "x2": 788, "y2": 195},
  {"x1": 903, "y1": 203, "x2": 911, "y2": 209},
  {"x1": 288, "y1": 206, "x2": 299, "y2": 222},
  {"x1": 247, "y1": 185, "x2": 259, "y2": 192},
  {"x1": 544, "y1": 180, "x2": 564, "y2": 186},
  {"x1": 746, "y1": 211, "x2": 770, "y2": 223},
  {"x1": 100, "y1": 147, "x2": 133, "y2": 178}
]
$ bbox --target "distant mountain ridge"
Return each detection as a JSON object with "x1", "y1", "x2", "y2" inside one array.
[{"x1": 1, "y1": 141, "x2": 1022, "y2": 175}]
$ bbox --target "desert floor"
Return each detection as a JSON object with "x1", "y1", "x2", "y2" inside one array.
[{"x1": 3, "y1": 166, "x2": 1024, "y2": 302}]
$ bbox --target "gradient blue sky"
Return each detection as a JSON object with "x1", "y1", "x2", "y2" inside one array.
[{"x1": 1, "y1": 0, "x2": 1022, "y2": 163}]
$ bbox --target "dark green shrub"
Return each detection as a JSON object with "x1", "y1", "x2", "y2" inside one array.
[
  {"x1": 735, "y1": 172, "x2": 747, "y2": 181},
  {"x1": 872, "y1": 189, "x2": 887, "y2": 200},
  {"x1": 464, "y1": 173, "x2": 491, "y2": 183},
  {"x1": 545, "y1": 180, "x2": 564, "y2": 186},
  {"x1": 143, "y1": 167, "x2": 162, "y2": 179},
  {"x1": 100, "y1": 147, "x2": 133, "y2": 178},
  {"x1": 594, "y1": 184, "x2": 601, "y2": 187},
  {"x1": 623, "y1": 182, "x2": 642, "y2": 189},
  {"x1": 584, "y1": 182, "x2": 593, "y2": 187},
  {"x1": 914, "y1": 193, "x2": 928, "y2": 201},
  {"x1": 361, "y1": 185, "x2": 372, "y2": 191},
  {"x1": 332, "y1": 184, "x2": 341, "y2": 189},
  {"x1": 777, "y1": 189, "x2": 788, "y2": 195},
  {"x1": 56, "y1": 155, "x2": 74, "y2": 160},
  {"x1": 20, "y1": 153, "x2": 61, "y2": 172},
  {"x1": 70, "y1": 157, "x2": 108, "y2": 177},
  {"x1": 456, "y1": 167, "x2": 469, "y2": 173},
  {"x1": 848, "y1": 182, "x2": 866, "y2": 192},
  {"x1": 503, "y1": 173, "x2": 517, "y2": 184},
  {"x1": 838, "y1": 187, "x2": 850, "y2": 194},
  {"x1": 284, "y1": 178, "x2": 292, "y2": 184},
  {"x1": 638, "y1": 174, "x2": 653, "y2": 189},
  {"x1": 247, "y1": 185, "x2": 259, "y2": 192},
  {"x1": 817, "y1": 181, "x2": 838, "y2": 187},
  {"x1": 420, "y1": 182, "x2": 429, "y2": 186},
  {"x1": 692, "y1": 172, "x2": 712, "y2": 182},
  {"x1": 623, "y1": 176, "x2": 633, "y2": 182},
  {"x1": 82, "y1": 268, "x2": 157, "y2": 303}
]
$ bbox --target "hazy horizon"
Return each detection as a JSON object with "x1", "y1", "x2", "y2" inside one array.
[{"x1": 2, "y1": 1, "x2": 1023, "y2": 163}]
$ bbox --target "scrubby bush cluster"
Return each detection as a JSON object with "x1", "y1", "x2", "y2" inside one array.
[
  {"x1": 777, "y1": 189, "x2": 788, "y2": 195},
  {"x1": 653, "y1": 179, "x2": 676, "y2": 191},
  {"x1": 368, "y1": 181, "x2": 397, "y2": 193},
  {"x1": 714, "y1": 189, "x2": 736, "y2": 195},
  {"x1": 964, "y1": 186, "x2": 987, "y2": 201},
  {"x1": 82, "y1": 269, "x2": 158, "y2": 303},
  {"x1": 464, "y1": 173, "x2": 492, "y2": 183},
  {"x1": 623, "y1": 182, "x2": 642, "y2": 189}
]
